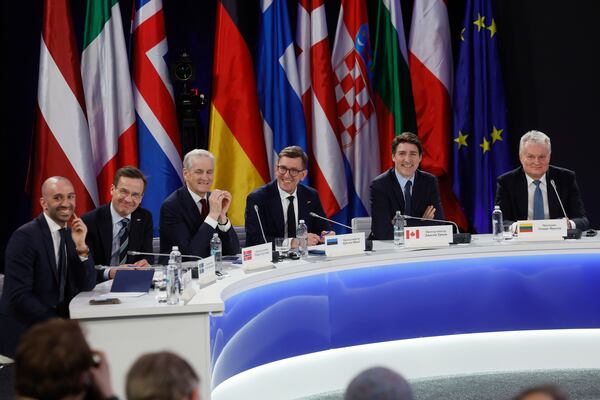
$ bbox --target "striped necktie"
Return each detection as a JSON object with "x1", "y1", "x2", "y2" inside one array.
[{"x1": 111, "y1": 218, "x2": 130, "y2": 265}]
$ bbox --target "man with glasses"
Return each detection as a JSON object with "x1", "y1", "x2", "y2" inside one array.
[
  {"x1": 160, "y1": 149, "x2": 240, "y2": 258},
  {"x1": 82, "y1": 166, "x2": 154, "y2": 281},
  {"x1": 245, "y1": 146, "x2": 332, "y2": 246},
  {"x1": 495, "y1": 130, "x2": 589, "y2": 229}
]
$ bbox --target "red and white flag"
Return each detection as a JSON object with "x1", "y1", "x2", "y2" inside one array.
[
  {"x1": 296, "y1": 0, "x2": 347, "y2": 217},
  {"x1": 405, "y1": 229, "x2": 420, "y2": 239},
  {"x1": 29, "y1": 0, "x2": 98, "y2": 214}
]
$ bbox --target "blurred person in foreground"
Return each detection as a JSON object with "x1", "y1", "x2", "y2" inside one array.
[
  {"x1": 345, "y1": 366, "x2": 413, "y2": 400},
  {"x1": 513, "y1": 385, "x2": 569, "y2": 400}
]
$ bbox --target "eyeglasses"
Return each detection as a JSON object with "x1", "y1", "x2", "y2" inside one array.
[
  {"x1": 276, "y1": 165, "x2": 305, "y2": 177},
  {"x1": 116, "y1": 187, "x2": 143, "y2": 201}
]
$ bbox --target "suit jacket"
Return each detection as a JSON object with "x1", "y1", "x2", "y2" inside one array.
[
  {"x1": 82, "y1": 204, "x2": 154, "y2": 282},
  {"x1": 370, "y1": 168, "x2": 444, "y2": 240},
  {"x1": 245, "y1": 180, "x2": 331, "y2": 246},
  {"x1": 159, "y1": 186, "x2": 240, "y2": 258},
  {"x1": 495, "y1": 165, "x2": 589, "y2": 230},
  {"x1": 0, "y1": 214, "x2": 96, "y2": 357}
]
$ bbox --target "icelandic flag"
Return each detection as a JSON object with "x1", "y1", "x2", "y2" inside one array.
[
  {"x1": 131, "y1": 0, "x2": 183, "y2": 235},
  {"x1": 256, "y1": 0, "x2": 307, "y2": 176}
]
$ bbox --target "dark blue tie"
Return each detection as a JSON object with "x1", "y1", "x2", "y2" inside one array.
[
  {"x1": 404, "y1": 180, "x2": 412, "y2": 216},
  {"x1": 533, "y1": 180, "x2": 544, "y2": 220},
  {"x1": 58, "y1": 228, "x2": 68, "y2": 305}
]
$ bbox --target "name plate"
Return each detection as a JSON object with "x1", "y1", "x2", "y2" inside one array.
[
  {"x1": 197, "y1": 256, "x2": 216, "y2": 285},
  {"x1": 325, "y1": 232, "x2": 365, "y2": 257},
  {"x1": 516, "y1": 219, "x2": 567, "y2": 241},
  {"x1": 242, "y1": 242, "x2": 274, "y2": 271},
  {"x1": 404, "y1": 225, "x2": 453, "y2": 248}
]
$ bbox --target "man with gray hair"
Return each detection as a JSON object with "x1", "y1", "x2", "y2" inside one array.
[
  {"x1": 160, "y1": 149, "x2": 240, "y2": 258},
  {"x1": 345, "y1": 367, "x2": 414, "y2": 400},
  {"x1": 495, "y1": 130, "x2": 589, "y2": 229}
]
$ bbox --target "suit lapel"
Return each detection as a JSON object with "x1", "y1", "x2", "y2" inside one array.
[
  {"x1": 37, "y1": 214, "x2": 59, "y2": 284},
  {"x1": 181, "y1": 187, "x2": 202, "y2": 229},
  {"x1": 267, "y1": 181, "x2": 285, "y2": 236},
  {"x1": 297, "y1": 185, "x2": 310, "y2": 223},
  {"x1": 98, "y1": 205, "x2": 114, "y2": 263},
  {"x1": 388, "y1": 169, "x2": 405, "y2": 213},
  {"x1": 516, "y1": 169, "x2": 529, "y2": 219},
  {"x1": 128, "y1": 208, "x2": 143, "y2": 252},
  {"x1": 546, "y1": 167, "x2": 561, "y2": 219},
  {"x1": 411, "y1": 170, "x2": 426, "y2": 215}
]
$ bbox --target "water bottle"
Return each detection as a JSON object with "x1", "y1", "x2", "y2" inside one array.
[
  {"x1": 296, "y1": 219, "x2": 308, "y2": 258},
  {"x1": 169, "y1": 246, "x2": 182, "y2": 293},
  {"x1": 492, "y1": 205, "x2": 504, "y2": 242},
  {"x1": 393, "y1": 211, "x2": 405, "y2": 247},
  {"x1": 210, "y1": 233, "x2": 222, "y2": 274},
  {"x1": 165, "y1": 258, "x2": 179, "y2": 305}
]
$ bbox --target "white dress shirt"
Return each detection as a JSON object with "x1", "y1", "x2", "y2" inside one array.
[
  {"x1": 109, "y1": 203, "x2": 131, "y2": 266},
  {"x1": 394, "y1": 169, "x2": 415, "y2": 199},
  {"x1": 42, "y1": 212, "x2": 88, "y2": 266},
  {"x1": 277, "y1": 185, "x2": 298, "y2": 237}
]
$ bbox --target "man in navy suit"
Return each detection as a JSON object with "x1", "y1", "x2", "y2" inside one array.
[
  {"x1": 370, "y1": 132, "x2": 444, "y2": 240},
  {"x1": 82, "y1": 166, "x2": 153, "y2": 281},
  {"x1": 245, "y1": 146, "x2": 332, "y2": 247},
  {"x1": 495, "y1": 130, "x2": 589, "y2": 230},
  {"x1": 160, "y1": 149, "x2": 240, "y2": 258},
  {"x1": 0, "y1": 177, "x2": 96, "y2": 357}
]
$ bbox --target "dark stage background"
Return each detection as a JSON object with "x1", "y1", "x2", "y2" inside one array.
[{"x1": 2, "y1": 0, "x2": 599, "y2": 272}]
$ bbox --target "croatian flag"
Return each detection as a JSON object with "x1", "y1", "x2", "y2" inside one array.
[{"x1": 131, "y1": 0, "x2": 183, "y2": 234}]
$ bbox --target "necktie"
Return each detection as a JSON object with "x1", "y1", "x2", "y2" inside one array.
[
  {"x1": 533, "y1": 180, "x2": 544, "y2": 220},
  {"x1": 111, "y1": 218, "x2": 130, "y2": 265},
  {"x1": 286, "y1": 195, "x2": 296, "y2": 238},
  {"x1": 57, "y1": 228, "x2": 68, "y2": 305},
  {"x1": 404, "y1": 180, "x2": 412, "y2": 216},
  {"x1": 199, "y1": 198, "x2": 209, "y2": 220}
]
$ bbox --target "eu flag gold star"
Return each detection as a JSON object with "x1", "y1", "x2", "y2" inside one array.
[
  {"x1": 487, "y1": 18, "x2": 497, "y2": 38},
  {"x1": 491, "y1": 126, "x2": 504, "y2": 143},
  {"x1": 474, "y1": 13, "x2": 486, "y2": 32},
  {"x1": 460, "y1": 27, "x2": 465, "y2": 41},
  {"x1": 480, "y1": 137, "x2": 491, "y2": 153},
  {"x1": 454, "y1": 131, "x2": 469, "y2": 149}
]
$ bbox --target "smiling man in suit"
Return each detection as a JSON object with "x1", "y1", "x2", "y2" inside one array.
[
  {"x1": 0, "y1": 177, "x2": 96, "y2": 357},
  {"x1": 160, "y1": 149, "x2": 240, "y2": 258},
  {"x1": 82, "y1": 166, "x2": 153, "y2": 281},
  {"x1": 245, "y1": 146, "x2": 332, "y2": 246},
  {"x1": 370, "y1": 132, "x2": 444, "y2": 240},
  {"x1": 495, "y1": 130, "x2": 589, "y2": 230}
]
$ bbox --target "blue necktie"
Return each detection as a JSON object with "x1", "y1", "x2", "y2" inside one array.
[
  {"x1": 404, "y1": 180, "x2": 412, "y2": 216},
  {"x1": 533, "y1": 180, "x2": 544, "y2": 220}
]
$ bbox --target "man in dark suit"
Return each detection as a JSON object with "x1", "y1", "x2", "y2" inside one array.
[
  {"x1": 245, "y1": 146, "x2": 331, "y2": 247},
  {"x1": 495, "y1": 130, "x2": 589, "y2": 230},
  {"x1": 370, "y1": 132, "x2": 444, "y2": 240},
  {"x1": 160, "y1": 149, "x2": 240, "y2": 258},
  {"x1": 0, "y1": 177, "x2": 96, "y2": 357},
  {"x1": 82, "y1": 166, "x2": 153, "y2": 282}
]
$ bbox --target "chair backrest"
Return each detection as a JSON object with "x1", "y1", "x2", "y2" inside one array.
[
  {"x1": 234, "y1": 226, "x2": 246, "y2": 249},
  {"x1": 351, "y1": 217, "x2": 372, "y2": 235}
]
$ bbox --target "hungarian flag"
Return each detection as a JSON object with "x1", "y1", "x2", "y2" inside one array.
[
  {"x1": 82, "y1": 0, "x2": 137, "y2": 203},
  {"x1": 209, "y1": 0, "x2": 270, "y2": 225},
  {"x1": 408, "y1": 0, "x2": 468, "y2": 229},
  {"x1": 28, "y1": 0, "x2": 98, "y2": 215},
  {"x1": 296, "y1": 0, "x2": 347, "y2": 217},
  {"x1": 371, "y1": 0, "x2": 416, "y2": 170},
  {"x1": 331, "y1": 0, "x2": 380, "y2": 218}
]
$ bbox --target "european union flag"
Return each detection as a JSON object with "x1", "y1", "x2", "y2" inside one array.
[{"x1": 452, "y1": 0, "x2": 512, "y2": 233}]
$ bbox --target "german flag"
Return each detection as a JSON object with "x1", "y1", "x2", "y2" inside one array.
[{"x1": 209, "y1": 0, "x2": 270, "y2": 225}]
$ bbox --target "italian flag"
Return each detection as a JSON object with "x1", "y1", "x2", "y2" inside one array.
[{"x1": 82, "y1": 0, "x2": 137, "y2": 203}]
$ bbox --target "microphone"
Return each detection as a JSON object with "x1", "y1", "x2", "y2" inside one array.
[
  {"x1": 550, "y1": 179, "x2": 581, "y2": 239},
  {"x1": 402, "y1": 215, "x2": 471, "y2": 244},
  {"x1": 127, "y1": 250, "x2": 203, "y2": 260},
  {"x1": 254, "y1": 204, "x2": 268, "y2": 244},
  {"x1": 309, "y1": 212, "x2": 372, "y2": 251}
]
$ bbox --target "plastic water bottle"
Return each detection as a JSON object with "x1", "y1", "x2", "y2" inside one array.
[
  {"x1": 169, "y1": 246, "x2": 182, "y2": 293},
  {"x1": 393, "y1": 211, "x2": 405, "y2": 247},
  {"x1": 492, "y1": 205, "x2": 504, "y2": 242},
  {"x1": 165, "y1": 258, "x2": 179, "y2": 305},
  {"x1": 210, "y1": 233, "x2": 222, "y2": 274},
  {"x1": 296, "y1": 219, "x2": 308, "y2": 258}
]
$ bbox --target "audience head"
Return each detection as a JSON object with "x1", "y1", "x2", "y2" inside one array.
[
  {"x1": 110, "y1": 166, "x2": 147, "y2": 217},
  {"x1": 276, "y1": 145, "x2": 308, "y2": 194},
  {"x1": 14, "y1": 318, "x2": 100, "y2": 399},
  {"x1": 345, "y1": 367, "x2": 413, "y2": 400},
  {"x1": 183, "y1": 149, "x2": 216, "y2": 197},
  {"x1": 392, "y1": 132, "x2": 423, "y2": 179},
  {"x1": 519, "y1": 130, "x2": 551, "y2": 180},
  {"x1": 513, "y1": 384, "x2": 568, "y2": 400},
  {"x1": 126, "y1": 351, "x2": 200, "y2": 400},
  {"x1": 40, "y1": 176, "x2": 76, "y2": 226}
]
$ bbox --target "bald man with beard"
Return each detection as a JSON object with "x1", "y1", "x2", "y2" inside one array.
[{"x1": 0, "y1": 177, "x2": 96, "y2": 357}]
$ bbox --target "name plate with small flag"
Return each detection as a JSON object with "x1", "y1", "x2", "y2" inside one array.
[
  {"x1": 517, "y1": 219, "x2": 566, "y2": 241},
  {"x1": 197, "y1": 256, "x2": 216, "y2": 285},
  {"x1": 242, "y1": 243, "x2": 274, "y2": 271},
  {"x1": 405, "y1": 225, "x2": 453, "y2": 248},
  {"x1": 325, "y1": 232, "x2": 365, "y2": 257}
]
